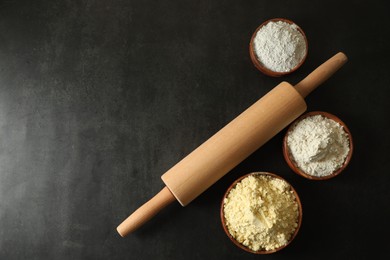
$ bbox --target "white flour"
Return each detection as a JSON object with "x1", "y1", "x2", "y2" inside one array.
[
  {"x1": 253, "y1": 21, "x2": 306, "y2": 72},
  {"x1": 287, "y1": 115, "x2": 350, "y2": 177}
]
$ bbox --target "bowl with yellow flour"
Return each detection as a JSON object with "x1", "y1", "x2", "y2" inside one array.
[{"x1": 220, "y1": 172, "x2": 302, "y2": 254}]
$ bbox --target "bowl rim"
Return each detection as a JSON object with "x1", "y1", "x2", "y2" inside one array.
[
  {"x1": 249, "y1": 18, "x2": 308, "y2": 77},
  {"x1": 283, "y1": 111, "x2": 354, "y2": 180},
  {"x1": 220, "y1": 172, "x2": 303, "y2": 254}
]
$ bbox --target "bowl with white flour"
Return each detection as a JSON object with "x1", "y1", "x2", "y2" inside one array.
[
  {"x1": 283, "y1": 111, "x2": 353, "y2": 180},
  {"x1": 249, "y1": 18, "x2": 308, "y2": 77},
  {"x1": 220, "y1": 172, "x2": 302, "y2": 254}
]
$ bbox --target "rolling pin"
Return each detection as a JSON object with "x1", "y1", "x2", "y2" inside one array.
[{"x1": 117, "y1": 52, "x2": 348, "y2": 237}]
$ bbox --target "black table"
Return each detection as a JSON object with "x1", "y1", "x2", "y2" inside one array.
[{"x1": 1, "y1": 0, "x2": 389, "y2": 259}]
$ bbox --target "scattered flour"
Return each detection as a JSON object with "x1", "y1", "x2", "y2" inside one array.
[
  {"x1": 253, "y1": 20, "x2": 307, "y2": 72},
  {"x1": 287, "y1": 115, "x2": 350, "y2": 177},
  {"x1": 223, "y1": 173, "x2": 299, "y2": 251}
]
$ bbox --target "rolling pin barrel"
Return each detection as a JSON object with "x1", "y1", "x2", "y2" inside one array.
[
  {"x1": 161, "y1": 82, "x2": 306, "y2": 205},
  {"x1": 117, "y1": 52, "x2": 348, "y2": 237}
]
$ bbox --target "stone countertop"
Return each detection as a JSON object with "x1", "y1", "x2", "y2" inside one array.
[{"x1": 0, "y1": 0, "x2": 389, "y2": 259}]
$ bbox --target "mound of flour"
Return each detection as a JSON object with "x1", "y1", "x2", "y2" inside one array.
[
  {"x1": 287, "y1": 115, "x2": 350, "y2": 177},
  {"x1": 253, "y1": 21, "x2": 307, "y2": 72}
]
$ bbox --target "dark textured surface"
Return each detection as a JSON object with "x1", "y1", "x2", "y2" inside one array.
[{"x1": 0, "y1": 0, "x2": 389, "y2": 259}]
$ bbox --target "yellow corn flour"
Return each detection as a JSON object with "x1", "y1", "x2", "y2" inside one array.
[{"x1": 223, "y1": 173, "x2": 299, "y2": 251}]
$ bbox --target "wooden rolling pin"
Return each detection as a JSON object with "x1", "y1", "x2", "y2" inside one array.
[{"x1": 117, "y1": 52, "x2": 348, "y2": 237}]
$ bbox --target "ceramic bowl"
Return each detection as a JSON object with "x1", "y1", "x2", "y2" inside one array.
[
  {"x1": 220, "y1": 172, "x2": 302, "y2": 254},
  {"x1": 249, "y1": 18, "x2": 308, "y2": 77},
  {"x1": 283, "y1": 111, "x2": 354, "y2": 180}
]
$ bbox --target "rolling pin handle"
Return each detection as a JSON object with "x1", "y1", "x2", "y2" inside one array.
[
  {"x1": 116, "y1": 186, "x2": 176, "y2": 237},
  {"x1": 295, "y1": 52, "x2": 348, "y2": 98}
]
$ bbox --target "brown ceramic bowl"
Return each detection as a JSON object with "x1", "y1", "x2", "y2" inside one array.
[
  {"x1": 249, "y1": 18, "x2": 308, "y2": 77},
  {"x1": 220, "y1": 172, "x2": 302, "y2": 254},
  {"x1": 283, "y1": 111, "x2": 354, "y2": 180}
]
